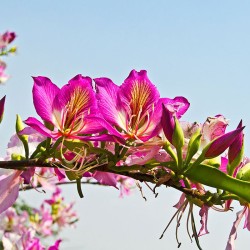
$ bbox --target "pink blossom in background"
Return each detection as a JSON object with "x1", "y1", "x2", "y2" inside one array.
[
  {"x1": 0, "y1": 61, "x2": 9, "y2": 84},
  {"x1": 0, "y1": 31, "x2": 16, "y2": 48}
]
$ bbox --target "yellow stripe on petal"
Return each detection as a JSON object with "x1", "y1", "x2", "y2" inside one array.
[
  {"x1": 65, "y1": 86, "x2": 90, "y2": 127},
  {"x1": 130, "y1": 80, "x2": 151, "y2": 115}
]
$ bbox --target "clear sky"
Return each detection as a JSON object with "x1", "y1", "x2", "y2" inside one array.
[{"x1": 1, "y1": 1, "x2": 250, "y2": 249}]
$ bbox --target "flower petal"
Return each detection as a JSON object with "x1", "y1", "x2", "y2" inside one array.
[
  {"x1": 119, "y1": 70, "x2": 160, "y2": 117},
  {"x1": 52, "y1": 74, "x2": 96, "y2": 115},
  {"x1": 94, "y1": 77, "x2": 120, "y2": 126},
  {"x1": 125, "y1": 145, "x2": 160, "y2": 166},
  {"x1": 92, "y1": 171, "x2": 118, "y2": 188},
  {"x1": 54, "y1": 168, "x2": 65, "y2": 181},
  {"x1": 162, "y1": 96, "x2": 190, "y2": 118},
  {"x1": 202, "y1": 115, "x2": 228, "y2": 143},
  {"x1": 33, "y1": 76, "x2": 60, "y2": 123},
  {"x1": 198, "y1": 205, "x2": 210, "y2": 237},
  {"x1": 243, "y1": 206, "x2": 250, "y2": 231},
  {"x1": 48, "y1": 239, "x2": 62, "y2": 250},
  {"x1": 0, "y1": 171, "x2": 20, "y2": 214},
  {"x1": 24, "y1": 117, "x2": 56, "y2": 138},
  {"x1": 226, "y1": 208, "x2": 246, "y2": 250},
  {"x1": 21, "y1": 168, "x2": 35, "y2": 184}
]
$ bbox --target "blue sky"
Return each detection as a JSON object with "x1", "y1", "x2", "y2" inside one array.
[{"x1": 1, "y1": 1, "x2": 250, "y2": 249}]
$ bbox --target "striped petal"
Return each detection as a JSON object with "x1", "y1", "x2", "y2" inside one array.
[
  {"x1": 53, "y1": 75, "x2": 96, "y2": 113},
  {"x1": 94, "y1": 77, "x2": 120, "y2": 126},
  {"x1": 24, "y1": 117, "x2": 56, "y2": 139},
  {"x1": 162, "y1": 96, "x2": 190, "y2": 118},
  {"x1": 52, "y1": 75, "x2": 97, "y2": 131},
  {"x1": 119, "y1": 70, "x2": 160, "y2": 117},
  {"x1": 33, "y1": 76, "x2": 60, "y2": 123},
  {"x1": 0, "y1": 171, "x2": 20, "y2": 214}
]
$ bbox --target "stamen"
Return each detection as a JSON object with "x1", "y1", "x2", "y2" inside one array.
[
  {"x1": 136, "y1": 181, "x2": 147, "y2": 201},
  {"x1": 159, "y1": 200, "x2": 187, "y2": 240},
  {"x1": 186, "y1": 204, "x2": 193, "y2": 243}
]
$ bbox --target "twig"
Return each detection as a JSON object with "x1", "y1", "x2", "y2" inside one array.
[{"x1": 20, "y1": 181, "x2": 104, "y2": 191}]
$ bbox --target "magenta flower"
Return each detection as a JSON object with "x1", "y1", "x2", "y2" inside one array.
[
  {"x1": 25, "y1": 75, "x2": 111, "y2": 141},
  {"x1": 95, "y1": 70, "x2": 163, "y2": 142},
  {"x1": 0, "y1": 95, "x2": 6, "y2": 123},
  {"x1": 95, "y1": 70, "x2": 189, "y2": 143}
]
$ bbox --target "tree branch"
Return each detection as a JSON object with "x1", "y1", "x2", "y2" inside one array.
[{"x1": 0, "y1": 159, "x2": 209, "y2": 204}]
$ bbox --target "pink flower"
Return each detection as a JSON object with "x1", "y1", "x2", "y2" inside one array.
[
  {"x1": 25, "y1": 75, "x2": 114, "y2": 142},
  {"x1": 116, "y1": 176, "x2": 135, "y2": 198},
  {"x1": 45, "y1": 188, "x2": 78, "y2": 228},
  {"x1": 95, "y1": 70, "x2": 163, "y2": 142},
  {"x1": 0, "y1": 61, "x2": 9, "y2": 84}
]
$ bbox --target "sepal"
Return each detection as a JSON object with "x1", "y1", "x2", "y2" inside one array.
[
  {"x1": 185, "y1": 128, "x2": 201, "y2": 166},
  {"x1": 236, "y1": 163, "x2": 250, "y2": 181}
]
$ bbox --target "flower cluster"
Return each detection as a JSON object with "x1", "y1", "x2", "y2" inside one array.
[
  {"x1": 1, "y1": 67, "x2": 250, "y2": 250},
  {"x1": 0, "y1": 31, "x2": 16, "y2": 84},
  {"x1": 0, "y1": 188, "x2": 77, "y2": 249}
]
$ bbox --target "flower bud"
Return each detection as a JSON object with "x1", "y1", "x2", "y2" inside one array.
[
  {"x1": 0, "y1": 95, "x2": 6, "y2": 123},
  {"x1": 16, "y1": 114, "x2": 29, "y2": 158},
  {"x1": 161, "y1": 104, "x2": 184, "y2": 149},
  {"x1": 172, "y1": 116, "x2": 184, "y2": 149},
  {"x1": 203, "y1": 126, "x2": 245, "y2": 159},
  {"x1": 236, "y1": 163, "x2": 250, "y2": 181},
  {"x1": 161, "y1": 104, "x2": 174, "y2": 143},
  {"x1": 8, "y1": 46, "x2": 17, "y2": 54},
  {"x1": 185, "y1": 128, "x2": 202, "y2": 165},
  {"x1": 227, "y1": 120, "x2": 244, "y2": 175},
  {"x1": 2, "y1": 31, "x2": 16, "y2": 44}
]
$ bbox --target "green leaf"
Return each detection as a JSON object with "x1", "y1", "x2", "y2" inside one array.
[{"x1": 185, "y1": 163, "x2": 250, "y2": 203}]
